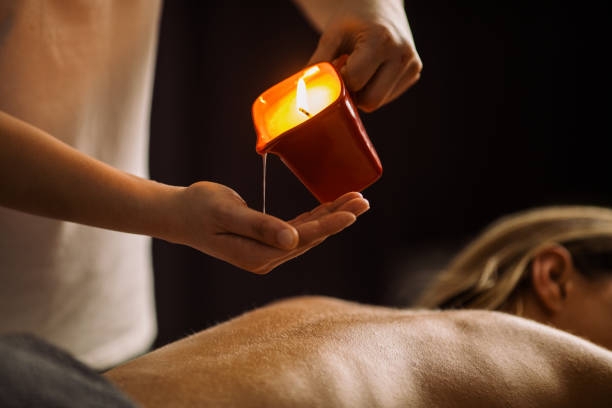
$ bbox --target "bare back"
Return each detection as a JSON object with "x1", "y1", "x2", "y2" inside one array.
[{"x1": 105, "y1": 296, "x2": 612, "y2": 407}]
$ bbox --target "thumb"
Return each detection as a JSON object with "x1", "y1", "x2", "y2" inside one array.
[{"x1": 221, "y1": 206, "x2": 299, "y2": 250}]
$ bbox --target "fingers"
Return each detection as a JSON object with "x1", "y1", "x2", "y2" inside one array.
[
  {"x1": 246, "y1": 210, "x2": 360, "y2": 274},
  {"x1": 210, "y1": 193, "x2": 369, "y2": 274},
  {"x1": 294, "y1": 211, "x2": 357, "y2": 245},
  {"x1": 307, "y1": 18, "x2": 423, "y2": 113},
  {"x1": 250, "y1": 218, "x2": 353, "y2": 274},
  {"x1": 214, "y1": 192, "x2": 369, "y2": 252},
  {"x1": 339, "y1": 26, "x2": 389, "y2": 93},
  {"x1": 352, "y1": 48, "x2": 422, "y2": 112},
  {"x1": 261, "y1": 194, "x2": 369, "y2": 271},
  {"x1": 334, "y1": 193, "x2": 370, "y2": 216},
  {"x1": 291, "y1": 192, "x2": 369, "y2": 224},
  {"x1": 384, "y1": 59, "x2": 422, "y2": 105},
  {"x1": 217, "y1": 204, "x2": 299, "y2": 250}
]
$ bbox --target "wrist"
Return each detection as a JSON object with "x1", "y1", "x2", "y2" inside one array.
[{"x1": 136, "y1": 179, "x2": 187, "y2": 244}]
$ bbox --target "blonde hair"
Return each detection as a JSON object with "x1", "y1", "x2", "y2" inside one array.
[{"x1": 414, "y1": 206, "x2": 612, "y2": 312}]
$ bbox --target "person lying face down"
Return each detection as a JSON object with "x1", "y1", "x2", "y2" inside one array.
[
  {"x1": 104, "y1": 291, "x2": 612, "y2": 405},
  {"x1": 413, "y1": 205, "x2": 612, "y2": 351}
]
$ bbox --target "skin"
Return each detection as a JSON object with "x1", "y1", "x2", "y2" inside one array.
[
  {"x1": 105, "y1": 295, "x2": 612, "y2": 407},
  {"x1": 293, "y1": 0, "x2": 423, "y2": 112},
  {"x1": 0, "y1": 111, "x2": 369, "y2": 274}
]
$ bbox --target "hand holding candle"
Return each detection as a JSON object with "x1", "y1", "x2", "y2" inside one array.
[
  {"x1": 292, "y1": 0, "x2": 423, "y2": 112},
  {"x1": 253, "y1": 62, "x2": 382, "y2": 204}
]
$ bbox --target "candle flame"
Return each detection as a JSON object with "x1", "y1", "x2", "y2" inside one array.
[{"x1": 296, "y1": 77, "x2": 311, "y2": 118}]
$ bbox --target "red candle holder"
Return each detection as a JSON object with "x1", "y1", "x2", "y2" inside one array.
[{"x1": 252, "y1": 61, "x2": 382, "y2": 203}]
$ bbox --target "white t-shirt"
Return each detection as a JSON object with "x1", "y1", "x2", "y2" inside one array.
[{"x1": 0, "y1": 0, "x2": 162, "y2": 370}]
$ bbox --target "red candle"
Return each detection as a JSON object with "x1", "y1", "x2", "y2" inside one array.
[{"x1": 252, "y1": 62, "x2": 382, "y2": 203}]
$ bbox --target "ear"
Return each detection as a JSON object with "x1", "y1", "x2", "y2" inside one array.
[{"x1": 529, "y1": 245, "x2": 574, "y2": 314}]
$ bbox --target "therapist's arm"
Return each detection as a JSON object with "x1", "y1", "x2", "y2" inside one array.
[{"x1": 0, "y1": 111, "x2": 369, "y2": 274}]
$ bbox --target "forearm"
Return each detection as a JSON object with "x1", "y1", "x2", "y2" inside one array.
[
  {"x1": 292, "y1": 0, "x2": 408, "y2": 32},
  {"x1": 0, "y1": 110, "x2": 181, "y2": 240},
  {"x1": 0, "y1": 111, "x2": 371, "y2": 274}
]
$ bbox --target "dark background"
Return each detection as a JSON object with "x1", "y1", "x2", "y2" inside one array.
[{"x1": 149, "y1": 0, "x2": 610, "y2": 348}]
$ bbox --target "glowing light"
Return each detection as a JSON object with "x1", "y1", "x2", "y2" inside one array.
[{"x1": 296, "y1": 78, "x2": 311, "y2": 117}]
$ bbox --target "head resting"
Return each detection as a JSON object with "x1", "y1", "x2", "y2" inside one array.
[{"x1": 414, "y1": 205, "x2": 612, "y2": 312}]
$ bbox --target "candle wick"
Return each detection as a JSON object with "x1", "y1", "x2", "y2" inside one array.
[{"x1": 299, "y1": 107, "x2": 312, "y2": 117}]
